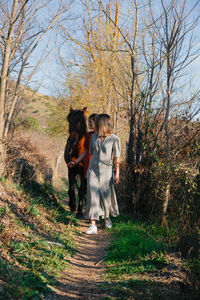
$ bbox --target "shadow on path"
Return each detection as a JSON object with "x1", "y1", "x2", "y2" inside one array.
[{"x1": 46, "y1": 219, "x2": 111, "y2": 300}]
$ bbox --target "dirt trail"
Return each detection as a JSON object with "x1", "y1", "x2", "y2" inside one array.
[{"x1": 46, "y1": 219, "x2": 111, "y2": 300}]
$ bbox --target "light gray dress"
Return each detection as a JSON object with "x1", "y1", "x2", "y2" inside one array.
[{"x1": 85, "y1": 133, "x2": 121, "y2": 220}]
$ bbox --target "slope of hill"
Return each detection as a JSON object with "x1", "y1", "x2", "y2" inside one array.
[
  {"x1": 0, "y1": 88, "x2": 80, "y2": 298},
  {"x1": 15, "y1": 88, "x2": 68, "y2": 181}
]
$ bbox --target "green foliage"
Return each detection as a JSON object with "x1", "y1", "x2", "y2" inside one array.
[
  {"x1": 27, "y1": 204, "x2": 40, "y2": 217},
  {"x1": 46, "y1": 116, "x2": 68, "y2": 136},
  {"x1": 22, "y1": 180, "x2": 77, "y2": 226},
  {"x1": 0, "y1": 259, "x2": 50, "y2": 300},
  {"x1": 168, "y1": 168, "x2": 200, "y2": 235},
  {"x1": 102, "y1": 217, "x2": 194, "y2": 299},
  {"x1": 15, "y1": 116, "x2": 41, "y2": 131},
  {"x1": 0, "y1": 206, "x2": 6, "y2": 217},
  {"x1": 108, "y1": 223, "x2": 164, "y2": 260},
  {"x1": 0, "y1": 176, "x2": 6, "y2": 183},
  {"x1": 105, "y1": 218, "x2": 167, "y2": 281},
  {"x1": 10, "y1": 240, "x2": 26, "y2": 254},
  {"x1": 187, "y1": 258, "x2": 200, "y2": 284},
  {"x1": 0, "y1": 180, "x2": 78, "y2": 299},
  {"x1": 24, "y1": 116, "x2": 40, "y2": 131},
  {"x1": 147, "y1": 222, "x2": 178, "y2": 245},
  {"x1": 0, "y1": 223, "x2": 5, "y2": 233}
]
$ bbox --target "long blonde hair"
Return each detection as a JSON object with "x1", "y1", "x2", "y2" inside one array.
[{"x1": 95, "y1": 114, "x2": 113, "y2": 137}]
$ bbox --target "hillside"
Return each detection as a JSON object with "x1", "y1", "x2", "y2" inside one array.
[
  {"x1": 0, "y1": 86, "x2": 83, "y2": 298},
  {"x1": 15, "y1": 88, "x2": 68, "y2": 181}
]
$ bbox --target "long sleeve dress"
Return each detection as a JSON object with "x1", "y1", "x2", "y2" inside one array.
[
  {"x1": 85, "y1": 133, "x2": 121, "y2": 221},
  {"x1": 83, "y1": 130, "x2": 94, "y2": 178}
]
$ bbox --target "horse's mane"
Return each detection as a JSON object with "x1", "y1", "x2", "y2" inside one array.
[{"x1": 67, "y1": 109, "x2": 87, "y2": 138}]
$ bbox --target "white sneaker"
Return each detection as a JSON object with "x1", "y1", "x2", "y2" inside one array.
[
  {"x1": 105, "y1": 218, "x2": 112, "y2": 229},
  {"x1": 86, "y1": 224, "x2": 97, "y2": 234}
]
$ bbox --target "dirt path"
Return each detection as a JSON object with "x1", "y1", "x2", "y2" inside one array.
[{"x1": 46, "y1": 219, "x2": 111, "y2": 300}]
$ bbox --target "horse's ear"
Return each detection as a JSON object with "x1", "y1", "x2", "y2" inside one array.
[
  {"x1": 82, "y1": 107, "x2": 87, "y2": 116},
  {"x1": 70, "y1": 106, "x2": 73, "y2": 112}
]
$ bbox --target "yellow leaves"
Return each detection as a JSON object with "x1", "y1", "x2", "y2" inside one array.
[{"x1": 67, "y1": 32, "x2": 93, "y2": 55}]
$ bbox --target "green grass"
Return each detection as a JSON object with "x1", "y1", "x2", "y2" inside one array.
[
  {"x1": 101, "y1": 216, "x2": 176, "y2": 299},
  {"x1": 100, "y1": 276, "x2": 179, "y2": 300},
  {"x1": 10, "y1": 234, "x2": 74, "y2": 275},
  {"x1": 0, "y1": 206, "x2": 6, "y2": 216},
  {"x1": 102, "y1": 216, "x2": 200, "y2": 299},
  {"x1": 0, "y1": 259, "x2": 51, "y2": 300},
  {"x1": 0, "y1": 234, "x2": 73, "y2": 299},
  {"x1": 107, "y1": 224, "x2": 164, "y2": 260},
  {"x1": 23, "y1": 116, "x2": 40, "y2": 131},
  {"x1": 27, "y1": 204, "x2": 40, "y2": 217},
  {"x1": 22, "y1": 180, "x2": 77, "y2": 225},
  {"x1": 0, "y1": 179, "x2": 78, "y2": 299}
]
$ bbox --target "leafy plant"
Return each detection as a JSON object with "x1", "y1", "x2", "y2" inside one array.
[
  {"x1": 23, "y1": 116, "x2": 40, "y2": 131},
  {"x1": 27, "y1": 204, "x2": 40, "y2": 217}
]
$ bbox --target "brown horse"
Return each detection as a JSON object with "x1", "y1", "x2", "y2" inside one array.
[{"x1": 64, "y1": 107, "x2": 87, "y2": 216}]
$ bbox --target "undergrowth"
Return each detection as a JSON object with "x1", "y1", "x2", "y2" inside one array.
[
  {"x1": 0, "y1": 177, "x2": 77, "y2": 299},
  {"x1": 104, "y1": 216, "x2": 167, "y2": 280},
  {"x1": 102, "y1": 216, "x2": 197, "y2": 300}
]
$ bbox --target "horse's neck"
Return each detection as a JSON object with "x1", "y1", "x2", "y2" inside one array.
[
  {"x1": 68, "y1": 136, "x2": 78, "y2": 148},
  {"x1": 67, "y1": 134, "x2": 85, "y2": 152}
]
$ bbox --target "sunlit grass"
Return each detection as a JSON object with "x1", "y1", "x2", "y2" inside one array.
[
  {"x1": 104, "y1": 217, "x2": 168, "y2": 281},
  {"x1": 0, "y1": 178, "x2": 78, "y2": 299},
  {"x1": 101, "y1": 217, "x2": 184, "y2": 299}
]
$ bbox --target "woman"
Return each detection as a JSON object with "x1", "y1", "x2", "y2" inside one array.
[{"x1": 86, "y1": 114, "x2": 121, "y2": 234}]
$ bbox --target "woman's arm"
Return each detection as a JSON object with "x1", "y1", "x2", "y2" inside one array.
[
  {"x1": 68, "y1": 150, "x2": 87, "y2": 168},
  {"x1": 115, "y1": 157, "x2": 120, "y2": 184}
]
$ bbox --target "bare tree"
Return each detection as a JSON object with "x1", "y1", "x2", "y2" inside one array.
[
  {"x1": 148, "y1": 0, "x2": 200, "y2": 224},
  {"x1": 0, "y1": 0, "x2": 74, "y2": 172},
  {"x1": 150, "y1": 0, "x2": 200, "y2": 161},
  {"x1": 96, "y1": 0, "x2": 200, "y2": 217},
  {"x1": 58, "y1": 0, "x2": 123, "y2": 120}
]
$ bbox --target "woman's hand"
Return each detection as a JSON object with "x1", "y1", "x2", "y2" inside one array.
[
  {"x1": 68, "y1": 151, "x2": 86, "y2": 168},
  {"x1": 115, "y1": 172, "x2": 119, "y2": 184},
  {"x1": 68, "y1": 161, "x2": 76, "y2": 168},
  {"x1": 115, "y1": 157, "x2": 120, "y2": 184}
]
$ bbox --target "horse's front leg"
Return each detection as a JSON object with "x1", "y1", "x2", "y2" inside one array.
[
  {"x1": 68, "y1": 167, "x2": 77, "y2": 213},
  {"x1": 77, "y1": 169, "x2": 87, "y2": 218}
]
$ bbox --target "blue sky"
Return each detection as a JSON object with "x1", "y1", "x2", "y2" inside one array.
[
  {"x1": 28, "y1": 0, "x2": 200, "y2": 100},
  {"x1": 27, "y1": 0, "x2": 82, "y2": 96}
]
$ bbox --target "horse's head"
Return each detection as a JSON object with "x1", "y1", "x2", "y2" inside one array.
[{"x1": 67, "y1": 107, "x2": 87, "y2": 138}]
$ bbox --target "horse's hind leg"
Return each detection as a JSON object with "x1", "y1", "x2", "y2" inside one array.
[{"x1": 68, "y1": 168, "x2": 76, "y2": 213}]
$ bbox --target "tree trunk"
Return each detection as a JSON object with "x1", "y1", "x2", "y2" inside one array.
[
  {"x1": 161, "y1": 182, "x2": 171, "y2": 226},
  {"x1": 0, "y1": 110, "x2": 5, "y2": 170},
  {"x1": 0, "y1": 0, "x2": 19, "y2": 173}
]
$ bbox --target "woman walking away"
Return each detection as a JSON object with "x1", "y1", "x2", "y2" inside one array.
[{"x1": 86, "y1": 114, "x2": 121, "y2": 234}]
